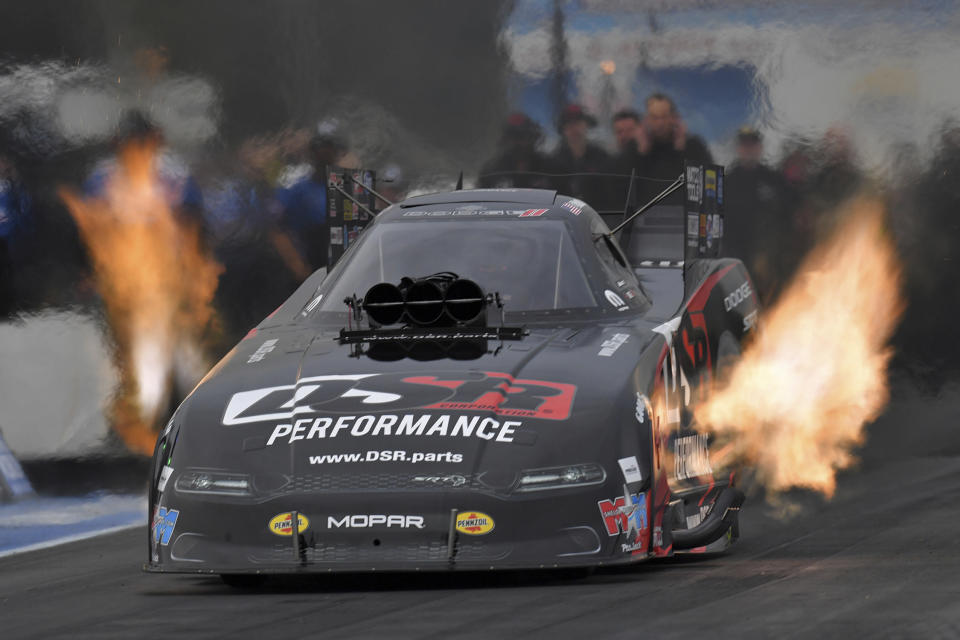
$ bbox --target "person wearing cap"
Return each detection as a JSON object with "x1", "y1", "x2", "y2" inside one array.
[
  {"x1": 725, "y1": 126, "x2": 789, "y2": 302},
  {"x1": 551, "y1": 104, "x2": 614, "y2": 211},
  {"x1": 478, "y1": 113, "x2": 556, "y2": 189}
]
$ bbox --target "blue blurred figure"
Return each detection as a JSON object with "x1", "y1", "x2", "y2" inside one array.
[
  {"x1": 271, "y1": 124, "x2": 346, "y2": 277},
  {"x1": 83, "y1": 110, "x2": 205, "y2": 231},
  {"x1": 0, "y1": 146, "x2": 31, "y2": 317}
]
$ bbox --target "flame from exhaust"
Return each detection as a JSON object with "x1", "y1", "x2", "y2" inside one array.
[
  {"x1": 61, "y1": 140, "x2": 222, "y2": 454},
  {"x1": 696, "y1": 196, "x2": 903, "y2": 497}
]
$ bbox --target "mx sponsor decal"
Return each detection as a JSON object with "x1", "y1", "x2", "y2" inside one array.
[
  {"x1": 598, "y1": 492, "x2": 649, "y2": 553},
  {"x1": 223, "y1": 372, "x2": 576, "y2": 425},
  {"x1": 153, "y1": 507, "x2": 180, "y2": 546}
]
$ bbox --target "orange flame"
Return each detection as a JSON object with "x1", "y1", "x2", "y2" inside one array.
[
  {"x1": 696, "y1": 196, "x2": 904, "y2": 497},
  {"x1": 61, "y1": 140, "x2": 223, "y2": 454}
]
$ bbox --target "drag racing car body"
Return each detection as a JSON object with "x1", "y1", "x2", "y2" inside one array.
[{"x1": 146, "y1": 167, "x2": 759, "y2": 578}]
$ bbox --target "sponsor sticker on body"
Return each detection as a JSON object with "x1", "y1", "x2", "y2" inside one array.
[
  {"x1": 597, "y1": 492, "x2": 648, "y2": 554},
  {"x1": 268, "y1": 414, "x2": 522, "y2": 447},
  {"x1": 723, "y1": 282, "x2": 752, "y2": 311},
  {"x1": 269, "y1": 512, "x2": 310, "y2": 536},
  {"x1": 309, "y1": 450, "x2": 463, "y2": 465},
  {"x1": 221, "y1": 371, "x2": 577, "y2": 447},
  {"x1": 456, "y1": 511, "x2": 495, "y2": 535},
  {"x1": 674, "y1": 433, "x2": 713, "y2": 481},
  {"x1": 153, "y1": 507, "x2": 179, "y2": 545},
  {"x1": 598, "y1": 333, "x2": 629, "y2": 357},
  {"x1": 247, "y1": 339, "x2": 278, "y2": 364},
  {"x1": 617, "y1": 456, "x2": 643, "y2": 484},
  {"x1": 327, "y1": 514, "x2": 424, "y2": 529}
]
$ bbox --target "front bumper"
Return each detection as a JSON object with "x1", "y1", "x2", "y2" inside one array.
[{"x1": 145, "y1": 488, "x2": 649, "y2": 574}]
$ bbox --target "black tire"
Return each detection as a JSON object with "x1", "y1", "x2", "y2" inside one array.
[{"x1": 220, "y1": 574, "x2": 267, "y2": 589}]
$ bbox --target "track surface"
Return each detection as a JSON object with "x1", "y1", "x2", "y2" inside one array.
[{"x1": 2, "y1": 383, "x2": 960, "y2": 639}]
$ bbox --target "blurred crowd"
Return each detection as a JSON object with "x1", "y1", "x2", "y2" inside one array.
[
  {"x1": 477, "y1": 94, "x2": 960, "y2": 381},
  {"x1": 0, "y1": 109, "x2": 405, "y2": 349},
  {"x1": 478, "y1": 95, "x2": 871, "y2": 300},
  {"x1": 1, "y1": 89, "x2": 959, "y2": 380}
]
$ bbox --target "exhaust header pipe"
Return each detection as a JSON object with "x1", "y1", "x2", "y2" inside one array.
[{"x1": 361, "y1": 276, "x2": 488, "y2": 328}]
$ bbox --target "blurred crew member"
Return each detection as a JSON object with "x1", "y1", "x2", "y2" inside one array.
[
  {"x1": 551, "y1": 104, "x2": 613, "y2": 210},
  {"x1": 638, "y1": 93, "x2": 713, "y2": 188},
  {"x1": 612, "y1": 108, "x2": 642, "y2": 163},
  {"x1": 611, "y1": 108, "x2": 645, "y2": 210},
  {"x1": 85, "y1": 110, "x2": 205, "y2": 230},
  {"x1": 478, "y1": 113, "x2": 555, "y2": 189},
  {"x1": 0, "y1": 148, "x2": 30, "y2": 317},
  {"x1": 207, "y1": 138, "x2": 297, "y2": 344},
  {"x1": 725, "y1": 126, "x2": 789, "y2": 300},
  {"x1": 271, "y1": 127, "x2": 345, "y2": 277},
  {"x1": 626, "y1": 93, "x2": 714, "y2": 206}
]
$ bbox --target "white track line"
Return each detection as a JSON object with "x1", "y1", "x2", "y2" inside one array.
[{"x1": 0, "y1": 521, "x2": 141, "y2": 559}]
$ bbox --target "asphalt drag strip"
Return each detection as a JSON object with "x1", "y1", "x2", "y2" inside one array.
[{"x1": 2, "y1": 388, "x2": 959, "y2": 639}]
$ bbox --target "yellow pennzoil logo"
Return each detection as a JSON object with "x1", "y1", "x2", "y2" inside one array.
[
  {"x1": 455, "y1": 511, "x2": 494, "y2": 535},
  {"x1": 269, "y1": 512, "x2": 309, "y2": 536}
]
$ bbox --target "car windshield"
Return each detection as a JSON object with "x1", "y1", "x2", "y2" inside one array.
[{"x1": 319, "y1": 219, "x2": 596, "y2": 314}]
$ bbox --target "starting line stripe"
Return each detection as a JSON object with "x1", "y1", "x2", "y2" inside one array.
[{"x1": 0, "y1": 521, "x2": 141, "y2": 560}]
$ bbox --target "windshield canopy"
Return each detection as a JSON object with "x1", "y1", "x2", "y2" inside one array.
[{"x1": 320, "y1": 219, "x2": 597, "y2": 314}]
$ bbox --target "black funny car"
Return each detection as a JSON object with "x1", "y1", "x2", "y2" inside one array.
[{"x1": 146, "y1": 166, "x2": 759, "y2": 582}]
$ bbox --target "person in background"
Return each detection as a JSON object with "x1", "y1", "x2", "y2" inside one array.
[
  {"x1": 271, "y1": 126, "x2": 346, "y2": 279},
  {"x1": 724, "y1": 126, "x2": 789, "y2": 301},
  {"x1": 610, "y1": 108, "x2": 645, "y2": 212},
  {"x1": 478, "y1": 113, "x2": 555, "y2": 189},
  {"x1": 551, "y1": 104, "x2": 613, "y2": 211},
  {"x1": 84, "y1": 110, "x2": 206, "y2": 232},
  {"x1": 0, "y1": 145, "x2": 31, "y2": 318},
  {"x1": 635, "y1": 93, "x2": 714, "y2": 203},
  {"x1": 612, "y1": 108, "x2": 643, "y2": 171},
  {"x1": 206, "y1": 136, "x2": 298, "y2": 345}
]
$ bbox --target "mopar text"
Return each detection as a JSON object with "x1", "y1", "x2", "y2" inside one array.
[{"x1": 327, "y1": 515, "x2": 424, "y2": 529}]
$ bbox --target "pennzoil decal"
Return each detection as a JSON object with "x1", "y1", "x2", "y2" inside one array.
[
  {"x1": 456, "y1": 511, "x2": 495, "y2": 535},
  {"x1": 269, "y1": 512, "x2": 310, "y2": 536},
  {"x1": 222, "y1": 372, "x2": 577, "y2": 425}
]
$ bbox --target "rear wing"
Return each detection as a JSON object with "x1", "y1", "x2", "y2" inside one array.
[{"x1": 616, "y1": 163, "x2": 725, "y2": 266}]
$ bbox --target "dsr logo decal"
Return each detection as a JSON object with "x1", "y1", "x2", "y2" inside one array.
[{"x1": 223, "y1": 372, "x2": 576, "y2": 425}]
